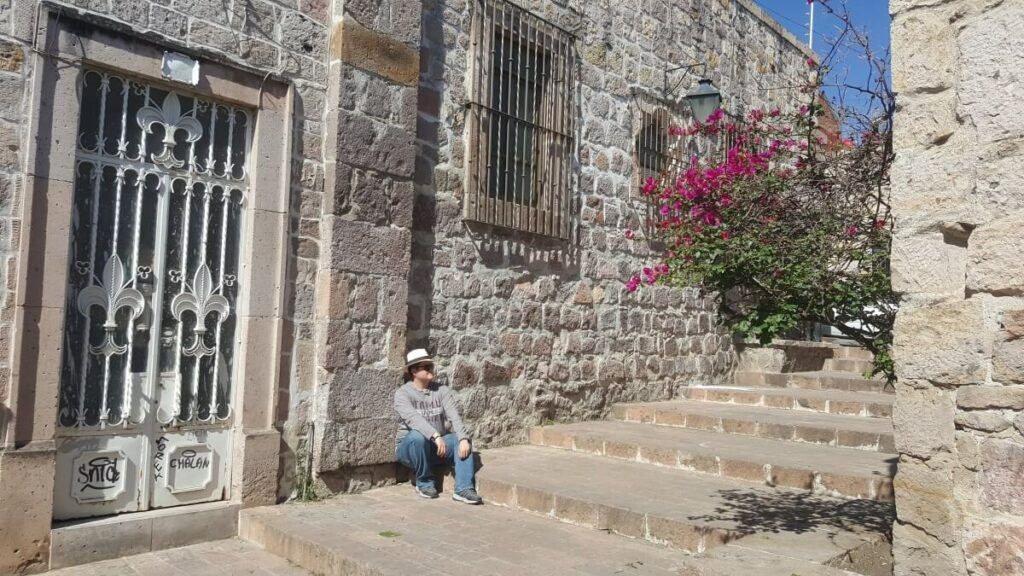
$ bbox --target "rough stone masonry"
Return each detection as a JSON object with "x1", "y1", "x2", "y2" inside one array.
[
  {"x1": 890, "y1": 1, "x2": 1024, "y2": 575},
  {"x1": 311, "y1": 0, "x2": 814, "y2": 491},
  {"x1": 0, "y1": 0, "x2": 811, "y2": 570}
]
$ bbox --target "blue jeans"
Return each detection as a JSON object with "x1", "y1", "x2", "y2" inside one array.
[{"x1": 396, "y1": 431, "x2": 475, "y2": 492}]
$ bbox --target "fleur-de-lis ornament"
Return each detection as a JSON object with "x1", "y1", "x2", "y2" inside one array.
[
  {"x1": 137, "y1": 92, "x2": 203, "y2": 168},
  {"x1": 171, "y1": 264, "x2": 230, "y2": 358},
  {"x1": 77, "y1": 255, "x2": 146, "y2": 356}
]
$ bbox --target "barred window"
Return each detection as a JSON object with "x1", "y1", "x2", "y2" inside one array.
[
  {"x1": 465, "y1": 0, "x2": 575, "y2": 239},
  {"x1": 633, "y1": 99, "x2": 691, "y2": 241}
]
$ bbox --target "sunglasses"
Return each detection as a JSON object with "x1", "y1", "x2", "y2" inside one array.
[{"x1": 411, "y1": 363, "x2": 434, "y2": 372}]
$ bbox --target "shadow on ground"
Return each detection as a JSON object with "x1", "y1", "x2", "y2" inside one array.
[{"x1": 688, "y1": 488, "x2": 895, "y2": 536}]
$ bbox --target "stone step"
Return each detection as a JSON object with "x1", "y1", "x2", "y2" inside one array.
[
  {"x1": 530, "y1": 420, "x2": 896, "y2": 501},
  {"x1": 240, "y1": 484, "x2": 869, "y2": 576},
  {"x1": 831, "y1": 345, "x2": 874, "y2": 361},
  {"x1": 824, "y1": 357, "x2": 876, "y2": 375},
  {"x1": 734, "y1": 370, "x2": 893, "y2": 394},
  {"x1": 47, "y1": 538, "x2": 312, "y2": 576},
  {"x1": 476, "y1": 445, "x2": 893, "y2": 574},
  {"x1": 680, "y1": 385, "x2": 893, "y2": 418},
  {"x1": 611, "y1": 399, "x2": 895, "y2": 452}
]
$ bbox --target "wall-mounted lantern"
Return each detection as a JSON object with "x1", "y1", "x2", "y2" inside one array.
[{"x1": 684, "y1": 78, "x2": 723, "y2": 124}]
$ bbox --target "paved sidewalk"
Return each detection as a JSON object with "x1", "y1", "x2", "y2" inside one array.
[
  {"x1": 240, "y1": 485, "x2": 863, "y2": 575},
  {"x1": 46, "y1": 539, "x2": 311, "y2": 576},
  {"x1": 241, "y1": 485, "x2": 692, "y2": 575}
]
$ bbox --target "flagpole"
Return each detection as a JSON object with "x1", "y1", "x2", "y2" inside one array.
[{"x1": 808, "y1": 0, "x2": 815, "y2": 51}]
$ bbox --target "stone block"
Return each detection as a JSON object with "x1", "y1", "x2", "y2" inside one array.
[
  {"x1": 964, "y1": 522, "x2": 1024, "y2": 576},
  {"x1": 334, "y1": 110, "x2": 416, "y2": 177},
  {"x1": 316, "y1": 417, "x2": 397, "y2": 469},
  {"x1": 958, "y1": 3, "x2": 1024, "y2": 142},
  {"x1": 993, "y1": 337, "x2": 1024, "y2": 385},
  {"x1": 319, "y1": 319, "x2": 360, "y2": 369},
  {"x1": 150, "y1": 502, "x2": 240, "y2": 549},
  {"x1": 769, "y1": 466, "x2": 814, "y2": 491},
  {"x1": 0, "y1": 41, "x2": 24, "y2": 72},
  {"x1": 893, "y1": 454, "x2": 961, "y2": 547},
  {"x1": 646, "y1": 515, "x2": 702, "y2": 552},
  {"x1": 596, "y1": 505, "x2": 645, "y2": 538},
  {"x1": 957, "y1": 385, "x2": 1024, "y2": 410},
  {"x1": 0, "y1": 445, "x2": 56, "y2": 574},
  {"x1": 889, "y1": 146, "x2": 977, "y2": 234},
  {"x1": 281, "y1": 11, "x2": 328, "y2": 60},
  {"x1": 890, "y1": 230, "x2": 966, "y2": 296},
  {"x1": 967, "y1": 211, "x2": 1024, "y2": 296},
  {"x1": 891, "y1": 521, "x2": 968, "y2": 576},
  {"x1": 332, "y1": 16, "x2": 420, "y2": 86},
  {"x1": 979, "y1": 439, "x2": 1024, "y2": 516},
  {"x1": 893, "y1": 298, "x2": 990, "y2": 386},
  {"x1": 327, "y1": 218, "x2": 411, "y2": 276},
  {"x1": 893, "y1": 92, "x2": 957, "y2": 151},
  {"x1": 553, "y1": 495, "x2": 600, "y2": 527},
  {"x1": 316, "y1": 368, "x2": 399, "y2": 421},
  {"x1": 316, "y1": 270, "x2": 351, "y2": 319},
  {"x1": 954, "y1": 411, "x2": 1011, "y2": 433},
  {"x1": 110, "y1": 0, "x2": 148, "y2": 26},
  {"x1": 894, "y1": 383, "x2": 955, "y2": 459},
  {"x1": 49, "y1": 513, "x2": 152, "y2": 569},
  {"x1": 515, "y1": 485, "x2": 553, "y2": 514}
]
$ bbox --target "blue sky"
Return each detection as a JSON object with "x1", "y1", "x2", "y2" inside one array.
[{"x1": 752, "y1": 0, "x2": 892, "y2": 120}]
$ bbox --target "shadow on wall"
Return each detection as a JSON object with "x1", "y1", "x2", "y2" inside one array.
[{"x1": 409, "y1": 0, "x2": 585, "y2": 355}]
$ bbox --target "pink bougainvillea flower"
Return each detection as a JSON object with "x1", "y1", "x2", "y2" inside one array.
[
  {"x1": 798, "y1": 104, "x2": 810, "y2": 116},
  {"x1": 873, "y1": 219, "x2": 888, "y2": 230},
  {"x1": 806, "y1": 56, "x2": 817, "y2": 68},
  {"x1": 846, "y1": 225, "x2": 860, "y2": 237},
  {"x1": 624, "y1": 229, "x2": 635, "y2": 239},
  {"x1": 626, "y1": 275, "x2": 641, "y2": 292},
  {"x1": 720, "y1": 230, "x2": 732, "y2": 240}
]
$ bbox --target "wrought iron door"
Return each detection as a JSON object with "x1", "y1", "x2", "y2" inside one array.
[{"x1": 53, "y1": 70, "x2": 252, "y2": 520}]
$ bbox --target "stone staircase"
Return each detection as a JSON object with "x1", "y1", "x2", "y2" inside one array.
[{"x1": 240, "y1": 342, "x2": 896, "y2": 575}]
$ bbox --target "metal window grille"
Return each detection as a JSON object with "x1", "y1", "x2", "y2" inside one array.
[
  {"x1": 633, "y1": 98, "x2": 691, "y2": 242},
  {"x1": 465, "y1": 0, "x2": 575, "y2": 239},
  {"x1": 58, "y1": 69, "x2": 252, "y2": 431}
]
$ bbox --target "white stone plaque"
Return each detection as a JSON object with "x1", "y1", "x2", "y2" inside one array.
[
  {"x1": 72, "y1": 450, "x2": 126, "y2": 503},
  {"x1": 165, "y1": 443, "x2": 214, "y2": 494},
  {"x1": 161, "y1": 52, "x2": 200, "y2": 86}
]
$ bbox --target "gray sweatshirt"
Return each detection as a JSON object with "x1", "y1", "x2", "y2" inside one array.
[{"x1": 394, "y1": 382, "x2": 470, "y2": 447}]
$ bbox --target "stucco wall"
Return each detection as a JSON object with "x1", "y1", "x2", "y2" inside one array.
[{"x1": 889, "y1": 1, "x2": 1024, "y2": 574}]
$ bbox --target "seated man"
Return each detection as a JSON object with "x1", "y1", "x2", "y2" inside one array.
[{"x1": 394, "y1": 348, "x2": 483, "y2": 504}]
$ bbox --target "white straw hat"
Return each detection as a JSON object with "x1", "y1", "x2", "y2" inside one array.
[{"x1": 405, "y1": 348, "x2": 433, "y2": 367}]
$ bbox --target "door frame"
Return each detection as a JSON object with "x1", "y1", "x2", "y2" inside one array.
[{"x1": 3, "y1": 9, "x2": 292, "y2": 530}]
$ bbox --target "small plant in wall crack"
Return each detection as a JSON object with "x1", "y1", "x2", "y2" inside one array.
[{"x1": 294, "y1": 422, "x2": 320, "y2": 502}]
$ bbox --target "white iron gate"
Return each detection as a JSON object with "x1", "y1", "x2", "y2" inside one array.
[{"x1": 54, "y1": 69, "x2": 252, "y2": 520}]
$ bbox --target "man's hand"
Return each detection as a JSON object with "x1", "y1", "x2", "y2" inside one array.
[
  {"x1": 458, "y1": 438, "x2": 471, "y2": 460},
  {"x1": 434, "y1": 436, "x2": 447, "y2": 458}
]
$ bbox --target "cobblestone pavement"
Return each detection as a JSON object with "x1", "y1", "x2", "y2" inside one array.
[{"x1": 46, "y1": 539, "x2": 311, "y2": 576}]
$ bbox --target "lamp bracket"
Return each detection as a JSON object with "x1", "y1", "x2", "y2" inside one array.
[{"x1": 663, "y1": 62, "x2": 708, "y2": 101}]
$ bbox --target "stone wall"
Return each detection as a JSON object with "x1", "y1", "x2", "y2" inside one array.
[
  {"x1": 407, "y1": 0, "x2": 813, "y2": 447},
  {"x1": 889, "y1": 1, "x2": 1024, "y2": 575}
]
